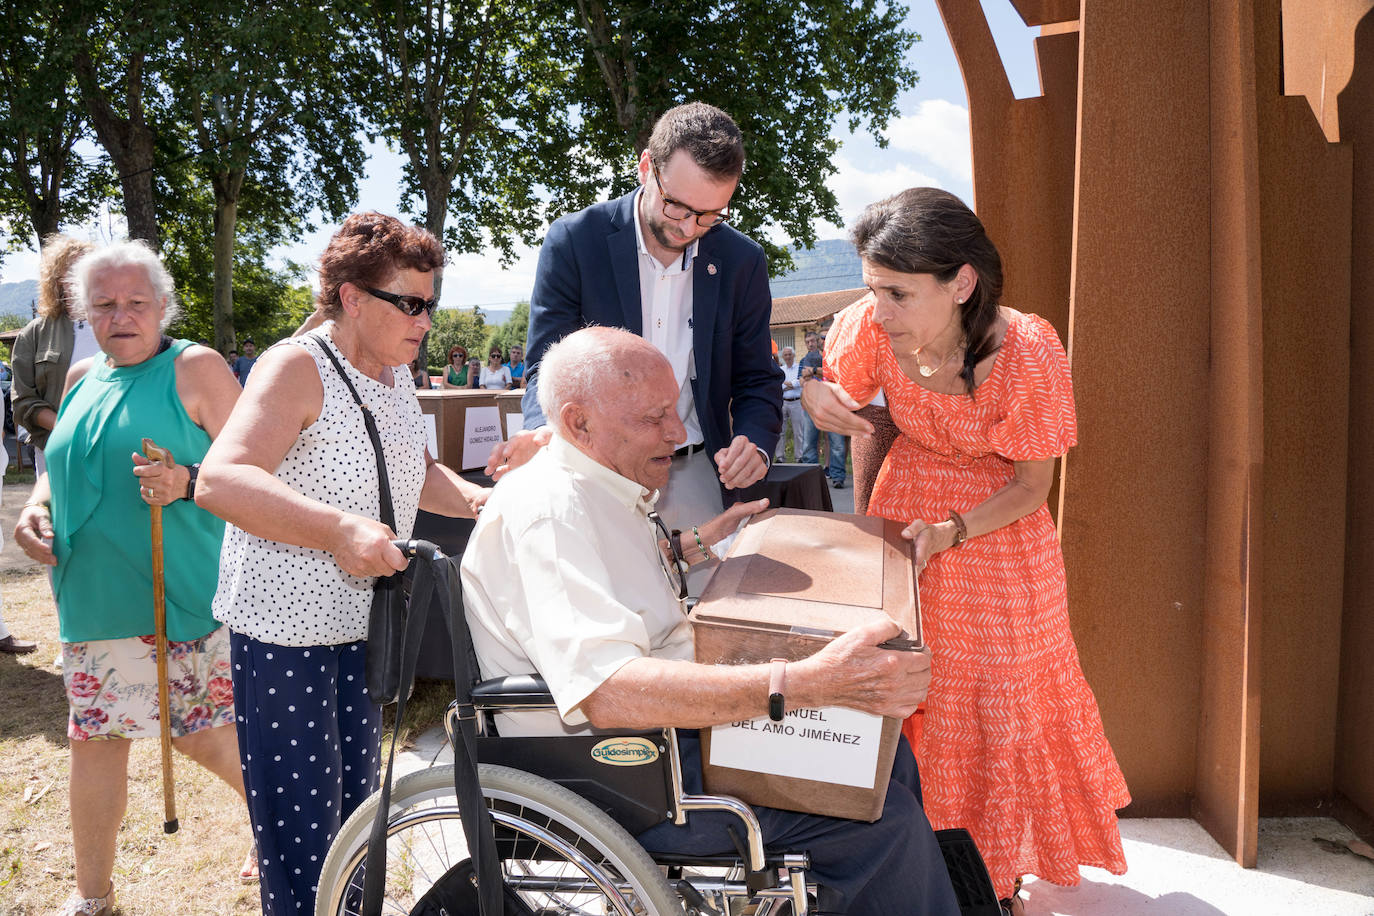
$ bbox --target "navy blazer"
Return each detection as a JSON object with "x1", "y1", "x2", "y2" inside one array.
[{"x1": 522, "y1": 190, "x2": 783, "y2": 464}]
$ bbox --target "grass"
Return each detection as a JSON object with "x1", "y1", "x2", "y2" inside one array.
[{"x1": 0, "y1": 567, "x2": 453, "y2": 915}]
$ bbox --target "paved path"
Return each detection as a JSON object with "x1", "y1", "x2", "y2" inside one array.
[{"x1": 1, "y1": 481, "x2": 42, "y2": 573}]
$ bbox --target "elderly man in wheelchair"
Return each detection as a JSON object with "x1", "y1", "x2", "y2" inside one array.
[{"x1": 313, "y1": 328, "x2": 976, "y2": 916}]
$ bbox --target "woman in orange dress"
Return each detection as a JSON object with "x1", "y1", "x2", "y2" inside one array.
[{"x1": 803, "y1": 188, "x2": 1129, "y2": 912}]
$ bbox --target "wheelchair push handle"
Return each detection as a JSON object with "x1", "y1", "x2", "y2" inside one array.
[{"x1": 390, "y1": 538, "x2": 446, "y2": 562}]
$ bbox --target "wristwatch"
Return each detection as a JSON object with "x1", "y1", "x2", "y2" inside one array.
[
  {"x1": 182, "y1": 463, "x2": 201, "y2": 502},
  {"x1": 768, "y1": 658, "x2": 787, "y2": 722}
]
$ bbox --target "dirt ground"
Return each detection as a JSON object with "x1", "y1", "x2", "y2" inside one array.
[{"x1": 0, "y1": 482, "x2": 261, "y2": 915}]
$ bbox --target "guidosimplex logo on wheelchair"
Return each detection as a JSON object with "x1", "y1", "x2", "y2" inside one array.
[{"x1": 590, "y1": 736, "x2": 663, "y2": 766}]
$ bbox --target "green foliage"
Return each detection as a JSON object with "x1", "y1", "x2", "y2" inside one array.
[
  {"x1": 0, "y1": 1, "x2": 112, "y2": 245},
  {"x1": 168, "y1": 0, "x2": 367, "y2": 350},
  {"x1": 568, "y1": 0, "x2": 919, "y2": 269},
  {"x1": 157, "y1": 161, "x2": 315, "y2": 349},
  {"x1": 427, "y1": 307, "x2": 489, "y2": 367},
  {"x1": 485, "y1": 301, "x2": 529, "y2": 358},
  {"x1": 360, "y1": 0, "x2": 587, "y2": 261}
]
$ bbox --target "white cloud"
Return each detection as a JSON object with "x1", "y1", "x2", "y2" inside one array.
[
  {"x1": 886, "y1": 99, "x2": 973, "y2": 182},
  {"x1": 439, "y1": 246, "x2": 539, "y2": 311},
  {"x1": 822, "y1": 154, "x2": 944, "y2": 236}
]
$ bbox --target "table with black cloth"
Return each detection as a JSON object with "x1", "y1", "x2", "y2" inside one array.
[
  {"x1": 736, "y1": 462, "x2": 832, "y2": 512},
  {"x1": 411, "y1": 462, "x2": 833, "y2": 680}
]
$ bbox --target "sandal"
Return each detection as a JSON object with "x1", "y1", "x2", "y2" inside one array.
[
  {"x1": 55, "y1": 881, "x2": 114, "y2": 916},
  {"x1": 239, "y1": 843, "x2": 260, "y2": 884},
  {"x1": 999, "y1": 876, "x2": 1024, "y2": 916}
]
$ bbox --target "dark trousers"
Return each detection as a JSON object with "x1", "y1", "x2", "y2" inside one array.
[
  {"x1": 231, "y1": 632, "x2": 381, "y2": 915},
  {"x1": 637, "y1": 733, "x2": 960, "y2": 915}
]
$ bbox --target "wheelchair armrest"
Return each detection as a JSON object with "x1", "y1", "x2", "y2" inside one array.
[{"x1": 471, "y1": 674, "x2": 555, "y2": 707}]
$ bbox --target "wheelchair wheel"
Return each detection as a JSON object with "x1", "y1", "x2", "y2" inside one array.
[{"x1": 315, "y1": 763, "x2": 682, "y2": 916}]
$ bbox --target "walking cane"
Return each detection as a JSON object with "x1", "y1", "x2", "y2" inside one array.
[{"x1": 142, "y1": 438, "x2": 179, "y2": 834}]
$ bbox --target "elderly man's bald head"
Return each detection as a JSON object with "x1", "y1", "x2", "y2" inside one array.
[
  {"x1": 538, "y1": 327, "x2": 687, "y2": 490},
  {"x1": 538, "y1": 327, "x2": 671, "y2": 431}
]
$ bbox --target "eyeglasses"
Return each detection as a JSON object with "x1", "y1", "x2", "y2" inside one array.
[
  {"x1": 361, "y1": 285, "x2": 438, "y2": 317},
  {"x1": 649, "y1": 511, "x2": 689, "y2": 601},
  {"x1": 652, "y1": 164, "x2": 731, "y2": 228}
]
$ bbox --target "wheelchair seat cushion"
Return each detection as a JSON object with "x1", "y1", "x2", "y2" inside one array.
[{"x1": 471, "y1": 674, "x2": 554, "y2": 706}]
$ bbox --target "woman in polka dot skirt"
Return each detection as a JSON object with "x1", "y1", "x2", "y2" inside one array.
[{"x1": 197, "y1": 213, "x2": 489, "y2": 915}]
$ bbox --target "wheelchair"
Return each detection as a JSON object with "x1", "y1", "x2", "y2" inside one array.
[
  {"x1": 314, "y1": 543, "x2": 999, "y2": 916},
  {"x1": 317, "y1": 673, "x2": 819, "y2": 915}
]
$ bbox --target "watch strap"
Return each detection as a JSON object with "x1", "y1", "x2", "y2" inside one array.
[
  {"x1": 767, "y1": 658, "x2": 787, "y2": 722},
  {"x1": 182, "y1": 463, "x2": 201, "y2": 502}
]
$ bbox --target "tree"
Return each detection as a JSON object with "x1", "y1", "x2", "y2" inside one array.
[
  {"x1": 569, "y1": 0, "x2": 919, "y2": 267},
  {"x1": 70, "y1": 0, "x2": 173, "y2": 247},
  {"x1": 169, "y1": 1, "x2": 366, "y2": 352},
  {"x1": 360, "y1": 0, "x2": 584, "y2": 369},
  {"x1": 427, "y1": 307, "x2": 489, "y2": 371},
  {"x1": 363, "y1": 0, "x2": 584, "y2": 268},
  {"x1": 158, "y1": 164, "x2": 315, "y2": 347},
  {"x1": 0, "y1": 1, "x2": 108, "y2": 249},
  {"x1": 486, "y1": 300, "x2": 529, "y2": 357}
]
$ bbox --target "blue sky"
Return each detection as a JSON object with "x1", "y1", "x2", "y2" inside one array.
[{"x1": 2, "y1": 0, "x2": 1043, "y2": 311}]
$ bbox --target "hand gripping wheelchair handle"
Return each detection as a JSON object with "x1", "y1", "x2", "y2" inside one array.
[{"x1": 390, "y1": 538, "x2": 446, "y2": 562}]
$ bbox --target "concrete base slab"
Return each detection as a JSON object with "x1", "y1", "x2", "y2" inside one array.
[{"x1": 1022, "y1": 817, "x2": 1374, "y2": 915}]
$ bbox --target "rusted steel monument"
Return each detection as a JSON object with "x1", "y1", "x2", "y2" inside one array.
[{"x1": 934, "y1": 0, "x2": 1373, "y2": 864}]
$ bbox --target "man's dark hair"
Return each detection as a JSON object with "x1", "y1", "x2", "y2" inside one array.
[{"x1": 647, "y1": 102, "x2": 745, "y2": 179}]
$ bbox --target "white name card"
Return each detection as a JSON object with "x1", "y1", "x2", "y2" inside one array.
[
  {"x1": 461, "y1": 406, "x2": 504, "y2": 470},
  {"x1": 709, "y1": 706, "x2": 883, "y2": 789}
]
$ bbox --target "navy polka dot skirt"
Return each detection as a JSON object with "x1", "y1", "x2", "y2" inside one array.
[{"x1": 231, "y1": 631, "x2": 381, "y2": 914}]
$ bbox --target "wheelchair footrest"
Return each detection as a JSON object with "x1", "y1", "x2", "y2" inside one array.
[{"x1": 935, "y1": 828, "x2": 1001, "y2": 916}]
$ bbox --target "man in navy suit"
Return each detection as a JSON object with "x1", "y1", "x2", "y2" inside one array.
[{"x1": 490, "y1": 102, "x2": 782, "y2": 533}]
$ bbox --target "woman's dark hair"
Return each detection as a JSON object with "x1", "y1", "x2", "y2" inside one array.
[
  {"x1": 316, "y1": 212, "x2": 445, "y2": 318},
  {"x1": 849, "y1": 188, "x2": 1004, "y2": 395}
]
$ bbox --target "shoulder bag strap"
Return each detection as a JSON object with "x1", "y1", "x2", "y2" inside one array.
[{"x1": 309, "y1": 334, "x2": 396, "y2": 530}]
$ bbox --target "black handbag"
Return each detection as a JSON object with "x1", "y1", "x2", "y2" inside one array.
[
  {"x1": 312, "y1": 336, "x2": 519, "y2": 915},
  {"x1": 310, "y1": 334, "x2": 407, "y2": 705}
]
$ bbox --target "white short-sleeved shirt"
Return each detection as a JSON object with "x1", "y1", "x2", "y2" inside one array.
[
  {"x1": 212, "y1": 328, "x2": 428, "y2": 647},
  {"x1": 479, "y1": 365, "x2": 511, "y2": 389},
  {"x1": 460, "y1": 435, "x2": 693, "y2": 736}
]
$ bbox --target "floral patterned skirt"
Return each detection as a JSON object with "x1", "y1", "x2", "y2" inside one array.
[{"x1": 62, "y1": 625, "x2": 235, "y2": 741}]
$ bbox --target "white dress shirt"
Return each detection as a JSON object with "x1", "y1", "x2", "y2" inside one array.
[
  {"x1": 633, "y1": 188, "x2": 703, "y2": 447},
  {"x1": 780, "y1": 362, "x2": 803, "y2": 399},
  {"x1": 460, "y1": 434, "x2": 694, "y2": 736}
]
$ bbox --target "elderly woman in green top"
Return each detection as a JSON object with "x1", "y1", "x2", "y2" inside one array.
[{"x1": 12, "y1": 240, "x2": 254, "y2": 916}]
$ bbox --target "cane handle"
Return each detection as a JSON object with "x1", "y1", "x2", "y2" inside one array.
[{"x1": 141, "y1": 438, "x2": 177, "y2": 469}]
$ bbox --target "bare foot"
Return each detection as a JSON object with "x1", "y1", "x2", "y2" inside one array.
[{"x1": 239, "y1": 845, "x2": 259, "y2": 884}]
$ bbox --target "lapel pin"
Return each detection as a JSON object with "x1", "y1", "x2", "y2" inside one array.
[{"x1": 707, "y1": 263, "x2": 717, "y2": 275}]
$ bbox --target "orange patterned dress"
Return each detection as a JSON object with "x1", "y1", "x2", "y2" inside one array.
[{"x1": 825, "y1": 297, "x2": 1129, "y2": 898}]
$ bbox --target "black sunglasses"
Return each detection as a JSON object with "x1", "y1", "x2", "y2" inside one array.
[
  {"x1": 649, "y1": 511, "x2": 689, "y2": 601},
  {"x1": 361, "y1": 285, "x2": 438, "y2": 317}
]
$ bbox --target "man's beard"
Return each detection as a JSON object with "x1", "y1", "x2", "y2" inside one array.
[{"x1": 648, "y1": 215, "x2": 691, "y2": 253}]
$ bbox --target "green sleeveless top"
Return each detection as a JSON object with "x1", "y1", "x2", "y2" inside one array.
[{"x1": 47, "y1": 339, "x2": 225, "y2": 643}]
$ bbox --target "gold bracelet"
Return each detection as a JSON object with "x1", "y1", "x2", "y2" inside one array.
[{"x1": 22, "y1": 500, "x2": 49, "y2": 510}]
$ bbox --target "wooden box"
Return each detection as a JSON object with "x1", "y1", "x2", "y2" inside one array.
[
  {"x1": 688, "y1": 508, "x2": 921, "y2": 821},
  {"x1": 416, "y1": 390, "x2": 507, "y2": 471}
]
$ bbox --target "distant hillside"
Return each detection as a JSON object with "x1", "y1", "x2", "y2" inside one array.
[
  {"x1": 0, "y1": 281, "x2": 37, "y2": 319},
  {"x1": 769, "y1": 239, "x2": 862, "y2": 298}
]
